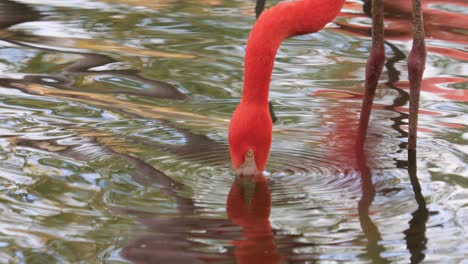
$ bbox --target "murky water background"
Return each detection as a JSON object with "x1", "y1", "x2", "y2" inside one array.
[{"x1": 0, "y1": 0, "x2": 466, "y2": 263}]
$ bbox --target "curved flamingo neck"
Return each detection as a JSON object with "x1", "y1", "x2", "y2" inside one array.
[{"x1": 242, "y1": 0, "x2": 345, "y2": 104}]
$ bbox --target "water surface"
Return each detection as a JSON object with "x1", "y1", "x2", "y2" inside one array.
[{"x1": 0, "y1": 0, "x2": 466, "y2": 263}]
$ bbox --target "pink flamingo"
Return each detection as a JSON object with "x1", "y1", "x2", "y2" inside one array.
[{"x1": 229, "y1": 0, "x2": 427, "y2": 176}]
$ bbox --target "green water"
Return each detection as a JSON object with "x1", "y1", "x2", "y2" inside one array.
[{"x1": 0, "y1": 0, "x2": 466, "y2": 263}]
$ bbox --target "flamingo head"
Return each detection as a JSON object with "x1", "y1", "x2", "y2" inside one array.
[{"x1": 228, "y1": 102, "x2": 272, "y2": 176}]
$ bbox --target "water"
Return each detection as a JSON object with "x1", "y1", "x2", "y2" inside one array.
[{"x1": 0, "y1": 0, "x2": 466, "y2": 263}]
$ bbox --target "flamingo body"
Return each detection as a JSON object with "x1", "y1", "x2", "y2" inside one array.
[{"x1": 229, "y1": 0, "x2": 345, "y2": 175}]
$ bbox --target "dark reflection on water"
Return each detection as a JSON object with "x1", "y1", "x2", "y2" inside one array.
[
  {"x1": 355, "y1": 144, "x2": 388, "y2": 264},
  {"x1": 0, "y1": 0, "x2": 186, "y2": 101},
  {"x1": 0, "y1": 0, "x2": 41, "y2": 28},
  {"x1": 0, "y1": 0, "x2": 466, "y2": 263},
  {"x1": 11, "y1": 124, "x2": 224, "y2": 262},
  {"x1": 1, "y1": 40, "x2": 187, "y2": 100},
  {"x1": 405, "y1": 150, "x2": 429, "y2": 264}
]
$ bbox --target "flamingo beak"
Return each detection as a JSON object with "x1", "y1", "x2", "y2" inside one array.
[{"x1": 234, "y1": 149, "x2": 260, "y2": 177}]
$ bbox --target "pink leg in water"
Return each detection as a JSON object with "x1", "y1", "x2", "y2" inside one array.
[
  {"x1": 357, "y1": 0, "x2": 385, "y2": 148},
  {"x1": 407, "y1": 0, "x2": 426, "y2": 152}
]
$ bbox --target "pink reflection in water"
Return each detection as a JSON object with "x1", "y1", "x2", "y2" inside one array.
[
  {"x1": 397, "y1": 77, "x2": 468, "y2": 102},
  {"x1": 338, "y1": 0, "x2": 468, "y2": 58},
  {"x1": 227, "y1": 176, "x2": 282, "y2": 264},
  {"x1": 340, "y1": 0, "x2": 468, "y2": 43}
]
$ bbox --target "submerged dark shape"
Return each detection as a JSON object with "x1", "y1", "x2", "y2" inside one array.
[
  {"x1": 10, "y1": 128, "x2": 231, "y2": 263},
  {"x1": 0, "y1": 0, "x2": 42, "y2": 28},
  {"x1": 4, "y1": 39, "x2": 187, "y2": 100}
]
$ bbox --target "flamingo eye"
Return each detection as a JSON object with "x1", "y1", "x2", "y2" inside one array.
[{"x1": 246, "y1": 149, "x2": 254, "y2": 157}]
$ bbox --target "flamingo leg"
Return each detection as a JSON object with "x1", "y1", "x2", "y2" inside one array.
[
  {"x1": 407, "y1": 0, "x2": 426, "y2": 152},
  {"x1": 255, "y1": 0, "x2": 267, "y2": 18},
  {"x1": 357, "y1": 0, "x2": 385, "y2": 148}
]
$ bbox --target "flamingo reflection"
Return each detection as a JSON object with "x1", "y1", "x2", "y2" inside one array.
[
  {"x1": 227, "y1": 175, "x2": 281, "y2": 264},
  {"x1": 404, "y1": 150, "x2": 429, "y2": 264}
]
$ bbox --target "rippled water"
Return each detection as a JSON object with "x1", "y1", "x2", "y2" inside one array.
[{"x1": 0, "y1": 0, "x2": 466, "y2": 263}]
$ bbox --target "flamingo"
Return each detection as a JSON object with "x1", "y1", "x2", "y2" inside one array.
[{"x1": 229, "y1": 0, "x2": 426, "y2": 176}]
